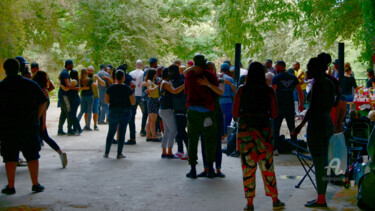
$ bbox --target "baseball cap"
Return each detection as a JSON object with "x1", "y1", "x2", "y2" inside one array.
[
  {"x1": 15, "y1": 56, "x2": 29, "y2": 64},
  {"x1": 333, "y1": 59, "x2": 339, "y2": 64},
  {"x1": 30, "y1": 62, "x2": 39, "y2": 68},
  {"x1": 149, "y1": 57, "x2": 158, "y2": 66},
  {"x1": 221, "y1": 63, "x2": 230, "y2": 71}
]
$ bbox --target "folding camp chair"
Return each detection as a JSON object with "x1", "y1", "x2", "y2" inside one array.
[
  {"x1": 287, "y1": 139, "x2": 318, "y2": 191},
  {"x1": 346, "y1": 120, "x2": 370, "y2": 165}
]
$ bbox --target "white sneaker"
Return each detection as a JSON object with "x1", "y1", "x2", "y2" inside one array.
[
  {"x1": 60, "y1": 152, "x2": 68, "y2": 168},
  {"x1": 175, "y1": 152, "x2": 184, "y2": 158}
]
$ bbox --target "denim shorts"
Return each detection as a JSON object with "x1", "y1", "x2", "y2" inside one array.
[{"x1": 93, "y1": 98, "x2": 100, "y2": 114}]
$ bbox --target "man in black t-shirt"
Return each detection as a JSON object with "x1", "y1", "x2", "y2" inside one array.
[
  {"x1": 271, "y1": 61, "x2": 304, "y2": 155},
  {"x1": 0, "y1": 58, "x2": 48, "y2": 194},
  {"x1": 57, "y1": 60, "x2": 79, "y2": 135}
]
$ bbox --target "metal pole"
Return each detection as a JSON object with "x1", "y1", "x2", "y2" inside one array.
[
  {"x1": 235, "y1": 43, "x2": 241, "y2": 86},
  {"x1": 338, "y1": 43, "x2": 345, "y2": 88}
]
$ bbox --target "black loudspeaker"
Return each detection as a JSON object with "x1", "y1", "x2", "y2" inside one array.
[
  {"x1": 338, "y1": 42, "x2": 345, "y2": 86},
  {"x1": 235, "y1": 43, "x2": 241, "y2": 86}
]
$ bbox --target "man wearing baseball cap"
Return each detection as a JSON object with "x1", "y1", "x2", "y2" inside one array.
[
  {"x1": 30, "y1": 62, "x2": 55, "y2": 93},
  {"x1": 57, "y1": 59, "x2": 79, "y2": 135},
  {"x1": 15, "y1": 56, "x2": 29, "y2": 77}
]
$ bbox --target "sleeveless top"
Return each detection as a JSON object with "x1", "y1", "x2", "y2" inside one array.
[
  {"x1": 239, "y1": 84, "x2": 272, "y2": 128},
  {"x1": 148, "y1": 82, "x2": 160, "y2": 99},
  {"x1": 160, "y1": 82, "x2": 173, "y2": 109}
]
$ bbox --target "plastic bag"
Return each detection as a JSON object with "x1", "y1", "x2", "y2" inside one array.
[{"x1": 328, "y1": 133, "x2": 347, "y2": 175}]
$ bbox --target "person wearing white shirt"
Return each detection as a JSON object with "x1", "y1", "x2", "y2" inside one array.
[{"x1": 125, "y1": 60, "x2": 147, "y2": 144}]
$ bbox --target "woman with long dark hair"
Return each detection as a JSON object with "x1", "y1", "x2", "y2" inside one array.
[
  {"x1": 341, "y1": 63, "x2": 357, "y2": 102},
  {"x1": 292, "y1": 53, "x2": 336, "y2": 208},
  {"x1": 171, "y1": 65, "x2": 189, "y2": 159},
  {"x1": 69, "y1": 69, "x2": 82, "y2": 134},
  {"x1": 159, "y1": 66, "x2": 184, "y2": 158},
  {"x1": 144, "y1": 68, "x2": 160, "y2": 142},
  {"x1": 366, "y1": 68, "x2": 375, "y2": 88},
  {"x1": 233, "y1": 62, "x2": 284, "y2": 210},
  {"x1": 77, "y1": 68, "x2": 95, "y2": 131},
  {"x1": 33, "y1": 70, "x2": 68, "y2": 168}
]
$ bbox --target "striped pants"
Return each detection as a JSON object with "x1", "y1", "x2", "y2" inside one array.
[{"x1": 238, "y1": 122, "x2": 278, "y2": 199}]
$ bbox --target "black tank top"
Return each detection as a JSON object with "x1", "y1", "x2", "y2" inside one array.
[
  {"x1": 239, "y1": 84, "x2": 272, "y2": 127},
  {"x1": 160, "y1": 82, "x2": 173, "y2": 109}
]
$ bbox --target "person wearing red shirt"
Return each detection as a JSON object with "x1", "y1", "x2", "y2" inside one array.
[{"x1": 184, "y1": 55, "x2": 219, "y2": 179}]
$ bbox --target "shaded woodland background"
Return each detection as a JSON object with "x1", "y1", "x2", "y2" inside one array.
[{"x1": 1, "y1": 0, "x2": 374, "y2": 98}]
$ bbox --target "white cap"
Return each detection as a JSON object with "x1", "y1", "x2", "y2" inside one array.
[{"x1": 136, "y1": 60, "x2": 143, "y2": 65}]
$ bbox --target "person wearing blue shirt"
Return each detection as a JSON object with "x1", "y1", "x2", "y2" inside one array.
[
  {"x1": 219, "y1": 63, "x2": 236, "y2": 138},
  {"x1": 97, "y1": 64, "x2": 112, "y2": 124}
]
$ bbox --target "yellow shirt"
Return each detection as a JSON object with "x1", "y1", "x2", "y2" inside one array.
[
  {"x1": 297, "y1": 69, "x2": 306, "y2": 90},
  {"x1": 148, "y1": 82, "x2": 160, "y2": 98},
  {"x1": 92, "y1": 85, "x2": 99, "y2": 99}
]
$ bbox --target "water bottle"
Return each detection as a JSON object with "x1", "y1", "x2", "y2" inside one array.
[{"x1": 354, "y1": 162, "x2": 364, "y2": 184}]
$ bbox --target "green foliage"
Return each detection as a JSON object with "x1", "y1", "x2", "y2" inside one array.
[
  {"x1": 214, "y1": 0, "x2": 375, "y2": 67},
  {"x1": 1, "y1": 0, "x2": 373, "y2": 83},
  {"x1": 0, "y1": 0, "x2": 27, "y2": 57}
]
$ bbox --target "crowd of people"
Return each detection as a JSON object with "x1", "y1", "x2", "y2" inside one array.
[{"x1": 0, "y1": 51, "x2": 369, "y2": 210}]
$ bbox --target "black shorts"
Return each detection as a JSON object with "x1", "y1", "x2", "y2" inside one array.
[
  {"x1": 1, "y1": 129, "x2": 41, "y2": 163},
  {"x1": 147, "y1": 98, "x2": 160, "y2": 114}
]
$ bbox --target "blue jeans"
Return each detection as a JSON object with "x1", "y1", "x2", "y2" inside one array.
[
  {"x1": 93, "y1": 98, "x2": 100, "y2": 114},
  {"x1": 68, "y1": 95, "x2": 81, "y2": 133},
  {"x1": 99, "y1": 97, "x2": 109, "y2": 123},
  {"x1": 128, "y1": 96, "x2": 148, "y2": 139},
  {"x1": 221, "y1": 102, "x2": 233, "y2": 135},
  {"x1": 105, "y1": 108, "x2": 132, "y2": 155},
  {"x1": 78, "y1": 95, "x2": 94, "y2": 128}
]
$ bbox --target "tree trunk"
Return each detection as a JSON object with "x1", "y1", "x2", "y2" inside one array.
[{"x1": 0, "y1": 57, "x2": 5, "y2": 80}]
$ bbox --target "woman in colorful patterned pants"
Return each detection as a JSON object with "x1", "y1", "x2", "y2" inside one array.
[{"x1": 233, "y1": 62, "x2": 285, "y2": 211}]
